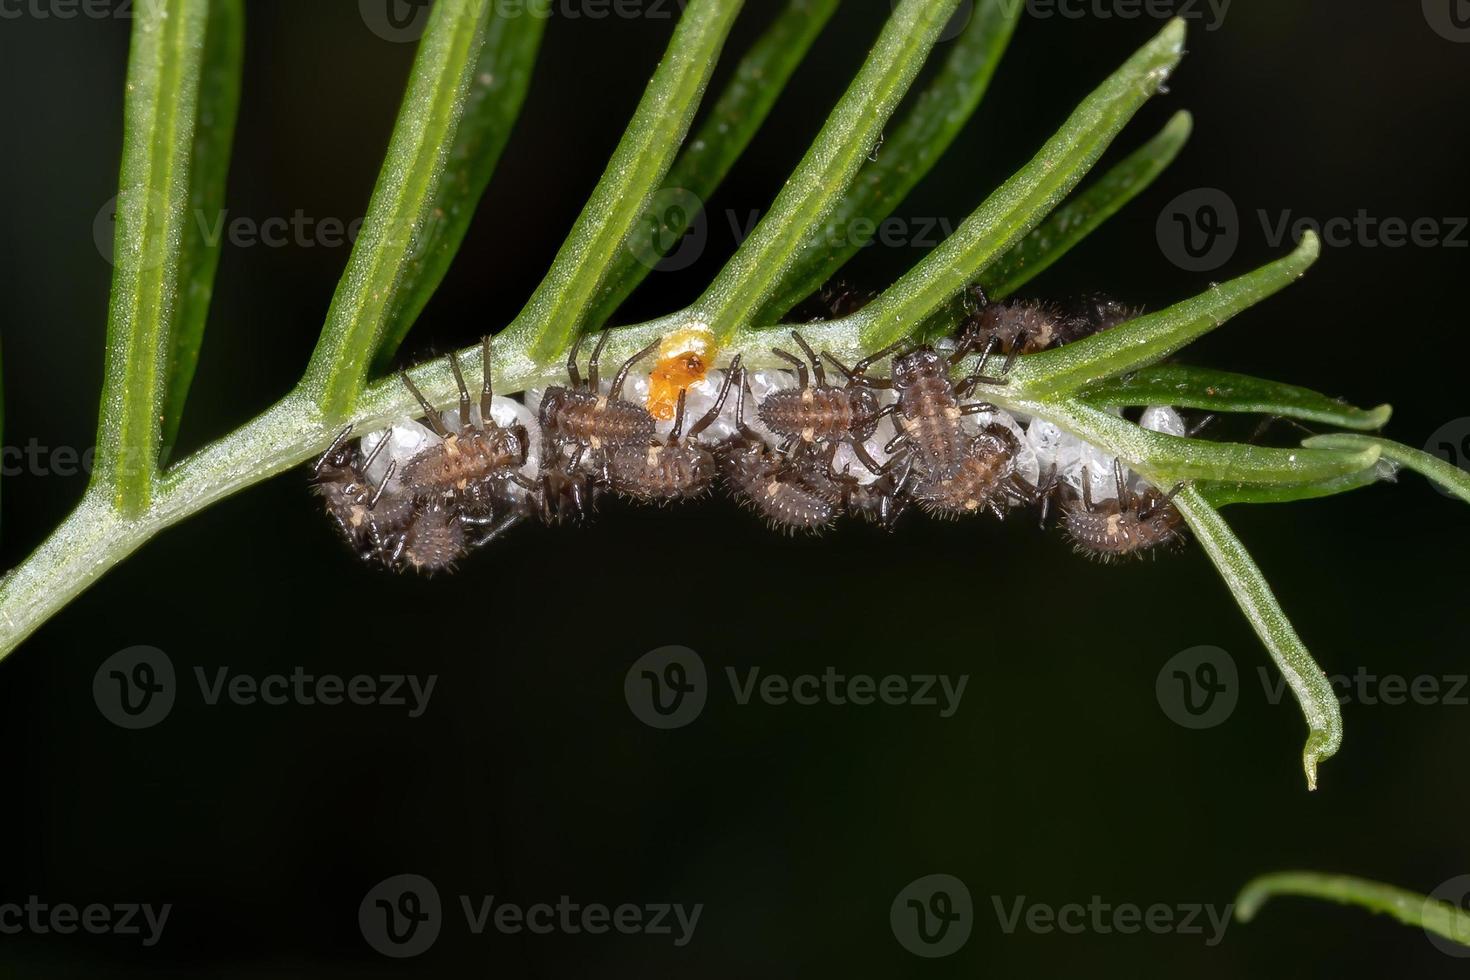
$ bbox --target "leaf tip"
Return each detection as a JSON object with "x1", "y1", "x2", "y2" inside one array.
[
  {"x1": 1364, "y1": 403, "x2": 1393, "y2": 429},
  {"x1": 1295, "y1": 228, "x2": 1322, "y2": 265}
]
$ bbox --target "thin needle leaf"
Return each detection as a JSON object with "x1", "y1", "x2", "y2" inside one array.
[
  {"x1": 1011, "y1": 231, "x2": 1320, "y2": 398},
  {"x1": 693, "y1": 0, "x2": 964, "y2": 344},
  {"x1": 94, "y1": 0, "x2": 216, "y2": 513},
  {"x1": 1171, "y1": 488, "x2": 1342, "y2": 789},
  {"x1": 372, "y1": 9, "x2": 547, "y2": 370},
  {"x1": 1237, "y1": 872, "x2": 1470, "y2": 949},
  {"x1": 980, "y1": 110, "x2": 1193, "y2": 299},
  {"x1": 301, "y1": 0, "x2": 496, "y2": 419},
  {"x1": 159, "y1": 0, "x2": 243, "y2": 464},
  {"x1": 757, "y1": 0, "x2": 1023, "y2": 321},
  {"x1": 861, "y1": 18, "x2": 1187, "y2": 350},
  {"x1": 1020, "y1": 397, "x2": 1380, "y2": 486},
  {"x1": 585, "y1": 0, "x2": 839, "y2": 330},
  {"x1": 502, "y1": 0, "x2": 744, "y2": 364},
  {"x1": 1200, "y1": 467, "x2": 1387, "y2": 507},
  {"x1": 1303, "y1": 433, "x2": 1470, "y2": 504},
  {"x1": 1082, "y1": 364, "x2": 1391, "y2": 431}
]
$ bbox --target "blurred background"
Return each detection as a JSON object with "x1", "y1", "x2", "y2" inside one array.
[{"x1": 1, "y1": 0, "x2": 1468, "y2": 974}]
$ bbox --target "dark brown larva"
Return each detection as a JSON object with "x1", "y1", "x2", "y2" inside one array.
[
  {"x1": 398, "y1": 336, "x2": 537, "y2": 518},
  {"x1": 960, "y1": 285, "x2": 1141, "y2": 356},
  {"x1": 829, "y1": 337, "x2": 1011, "y2": 482},
  {"x1": 719, "y1": 370, "x2": 837, "y2": 534},
  {"x1": 911, "y1": 424, "x2": 1034, "y2": 520},
  {"x1": 389, "y1": 498, "x2": 467, "y2": 574},
  {"x1": 538, "y1": 330, "x2": 658, "y2": 461},
  {"x1": 606, "y1": 358, "x2": 740, "y2": 503},
  {"x1": 312, "y1": 425, "x2": 414, "y2": 561},
  {"x1": 757, "y1": 331, "x2": 878, "y2": 450},
  {"x1": 1061, "y1": 459, "x2": 1186, "y2": 561}
]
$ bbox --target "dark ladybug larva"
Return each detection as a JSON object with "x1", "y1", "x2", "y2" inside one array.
[{"x1": 1062, "y1": 459, "x2": 1187, "y2": 561}]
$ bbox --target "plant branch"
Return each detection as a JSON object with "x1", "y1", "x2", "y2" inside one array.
[
  {"x1": 300, "y1": 0, "x2": 495, "y2": 418},
  {"x1": 1237, "y1": 872, "x2": 1470, "y2": 948},
  {"x1": 755, "y1": 0, "x2": 1023, "y2": 322},
  {"x1": 500, "y1": 0, "x2": 744, "y2": 364},
  {"x1": 94, "y1": 0, "x2": 215, "y2": 513},
  {"x1": 861, "y1": 18, "x2": 1187, "y2": 350},
  {"x1": 693, "y1": 0, "x2": 963, "y2": 344}
]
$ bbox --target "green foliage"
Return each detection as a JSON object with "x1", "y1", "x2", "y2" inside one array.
[
  {"x1": 1238, "y1": 872, "x2": 1470, "y2": 949},
  {"x1": 1, "y1": 8, "x2": 1462, "y2": 794}
]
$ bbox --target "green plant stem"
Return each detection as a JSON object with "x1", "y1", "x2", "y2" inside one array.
[
  {"x1": 980, "y1": 109, "x2": 1193, "y2": 299},
  {"x1": 1171, "y1": 489, "x2": 1342, "y2": 789},
  {"x1": 756, "y1": 0, "x2": 1022, "y2": 321},
  {"x1": 1237, "y1": 872, "x2": 1470, "y2": 948},
  {"x1": 160, "y1": 0, "x2": 244, "y2": 462},
  {"x1": 501, "y1": 0, "x2": 744, "y2": 364},
  {"x1": 372, "y1": 8, "x2": 547, "y2": 369},
  {"x1": 1304, "y1": 433, "x2": 1470, "y2": 504},
  {"x1": 1082, "y1": 363, "x2": 1391, "y2": 431},
  {"x1": 861, "y1": 18, "x2": 1186, "y2": 350},
  {"x1": 94, "y1": 0, "x2": 215, "y2": 513},
  {"x1": 585, "y1": 0, "x2": 839, "y2": 329},
  {"x1": 693, "y1": 0, "x2": 963, "y2": 344},
  {"x1": 300, "y1": 0, "x2": 495, "y2": 418}
]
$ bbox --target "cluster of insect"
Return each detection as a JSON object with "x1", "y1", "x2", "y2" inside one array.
[{"x1": 312, "y1": 288, "x2": 1192, "y2": 573}]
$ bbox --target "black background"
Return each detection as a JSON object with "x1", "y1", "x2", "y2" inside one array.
[{"x1": 1, "y1": 0, "x2": 1468, "y2": 975}]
